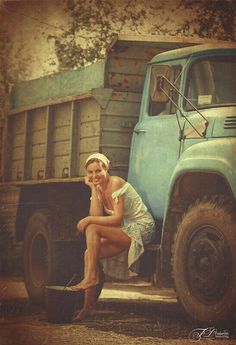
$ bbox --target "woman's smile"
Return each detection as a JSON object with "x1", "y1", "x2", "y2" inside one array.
[{"x1": 87, "y1": 161, "x2": 108, "y2": 186}]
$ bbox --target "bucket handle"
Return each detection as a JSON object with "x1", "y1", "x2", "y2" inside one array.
[{"x1": 63, "y1": 273, "x2": 78, "y2": 291}]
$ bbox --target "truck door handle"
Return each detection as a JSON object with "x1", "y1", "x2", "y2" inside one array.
[{"x1": 133, "y1": 128, "x2": 146, "y2": 134}]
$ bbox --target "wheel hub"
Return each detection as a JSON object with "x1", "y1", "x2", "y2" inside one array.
[{"x1": 187, "y1": 226, "x2": 229, "y2": 304}]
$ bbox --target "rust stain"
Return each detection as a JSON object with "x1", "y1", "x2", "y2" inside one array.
[{"x1": 145, "y1": 48, "x2": 155, "y2": 61}]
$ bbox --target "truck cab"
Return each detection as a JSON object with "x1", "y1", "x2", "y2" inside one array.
[{"x1": 129, "y1": 43, "x2": 236, "y2": 323}]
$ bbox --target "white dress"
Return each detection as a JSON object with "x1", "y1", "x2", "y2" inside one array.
[{"x1": 100, "y1": 182, "x2": 155, "y2": 280}]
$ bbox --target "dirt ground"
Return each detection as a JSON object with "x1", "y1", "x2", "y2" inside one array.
[{"x1": 0, "y1": 277, "x2": 235, "y2": 345}]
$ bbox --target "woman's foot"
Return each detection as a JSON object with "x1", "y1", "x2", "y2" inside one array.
[
  {"x1": 73, "y1": 307, "x2": 96, "y2": 322},
  {"x1": 70, "y1": 277, "x2": 99, "y2": 291}
]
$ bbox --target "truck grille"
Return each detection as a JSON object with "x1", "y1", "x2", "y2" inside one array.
[{"x1": 224, "y1": 116, "x2": 236, "y2": 129}]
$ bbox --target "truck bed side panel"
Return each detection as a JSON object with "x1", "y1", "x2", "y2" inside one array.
[{"x1": 100, "y1": 91, "x2": 140, "y2": 178}]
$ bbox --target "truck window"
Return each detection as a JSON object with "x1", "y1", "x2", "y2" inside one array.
[
  {"x1": 184, "y1": 56, "x2": 236, "y2": 110},
  {"x1": 149, "y1": 65, "x2": 182, "y2": 116}
]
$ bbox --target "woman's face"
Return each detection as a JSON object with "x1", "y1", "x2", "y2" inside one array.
[{"x1": 86, "y1": 161, "x2": 108, "y2": 186}]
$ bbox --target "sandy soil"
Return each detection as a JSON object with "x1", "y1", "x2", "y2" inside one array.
[{"x1": 0, "y1": 277, "x2": 235, "y2": 345}]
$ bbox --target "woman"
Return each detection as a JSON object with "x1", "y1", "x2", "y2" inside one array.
[{"x1": 71, "y1": 153, "x2": 155, "y2": 321}]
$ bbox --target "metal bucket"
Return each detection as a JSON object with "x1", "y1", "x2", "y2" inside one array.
[{"x1": 45, "y1": 285, "x2": 84, "y2": 323}]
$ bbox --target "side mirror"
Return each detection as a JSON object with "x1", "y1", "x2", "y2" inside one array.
[{"x1": 150, "y1": 65, "x2": 170, "y2": 103}]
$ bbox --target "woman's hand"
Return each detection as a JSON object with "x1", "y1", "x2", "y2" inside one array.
[
  {"x1": 77, "y1": 216, "x2": 91, "y2": 233},
  {"x1": 84, "y1": 176, "x2": 94, "y2": 189}
]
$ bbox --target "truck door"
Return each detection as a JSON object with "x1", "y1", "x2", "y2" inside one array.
[{"x1": 128, "y1": 63, "x2": 183, "y2": 219}]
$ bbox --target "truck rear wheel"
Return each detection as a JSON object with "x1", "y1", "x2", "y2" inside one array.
[
  {"x1": 172, "y1": 196, "x2": 236, "y2": 323},
  {"x1": 23, "y1": 208, "x2": 104, "y2": 304},
  {"x1": 24, "y1": 209, "x2": 55, "y2": 303}
]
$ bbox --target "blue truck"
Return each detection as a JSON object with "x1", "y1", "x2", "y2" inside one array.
[{"x1": 0, "y1": 35, "x2": 235, "y2": 323}]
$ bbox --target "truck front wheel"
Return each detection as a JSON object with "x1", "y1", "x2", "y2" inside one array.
[{"x1": 173, "y1": 196, "x2": 236, "y2": 323}]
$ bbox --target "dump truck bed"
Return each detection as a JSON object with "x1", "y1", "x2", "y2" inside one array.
[{"x1": 5, "y1": 35, "x2": 195, "y2": 183}]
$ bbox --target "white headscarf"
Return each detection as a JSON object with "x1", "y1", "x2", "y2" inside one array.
[{"x1": 85, "y1": 153, "x2": 110, "y2": 168}]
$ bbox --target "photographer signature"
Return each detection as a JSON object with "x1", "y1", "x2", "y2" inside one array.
[{"x1": 189, "y1": 327, "x2": 229, "y2": 340}]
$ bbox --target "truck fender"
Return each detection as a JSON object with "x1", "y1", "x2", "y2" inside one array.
[{"x1": 168, "y1": 138, "x2": 236, "y2": 204}]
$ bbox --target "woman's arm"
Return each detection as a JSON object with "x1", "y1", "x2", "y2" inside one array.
[
  {"x1": 84, "y1": 176, "x2": 103, "y2": 216},
  {"x1": 78, "y1": 195, "x2": 125, "y2": 232},
  {"x1": 89, "y1": 185, "x2": 103, "y2": 216}
]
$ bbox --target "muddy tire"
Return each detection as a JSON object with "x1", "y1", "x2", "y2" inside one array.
[
  {"x1": 24, "y1": 209, "x2": 56, "y2": 303},
  {"x1": 172, "y1": 196, "x2": 236, "y2": 323},
  {"x1": 23, "y1": 208, "x2": 104, "y2": 305}
]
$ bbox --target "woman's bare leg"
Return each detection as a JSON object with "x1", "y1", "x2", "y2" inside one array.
[
  {"x1": 72, "y1": 224, "x2": 131, "y2": 290},
  {"x1": 82, "y1": 250, "x2": 97, "y2": 310},
  {"x1": 73, "y1": 239, "x2": 129, "y2": 322},
  {"x1": 73, "y1": 251, "x2": 96, "y2": 321}
]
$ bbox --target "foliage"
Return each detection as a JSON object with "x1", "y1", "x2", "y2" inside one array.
[
  {"x1": 181, "y1": 0, "x2": 236, "y2": 41},
  {"x1": 49, "y1": 0, "x2": 151, "y2": 69},
  {"x1": 50, "y1": 0, "x2": 236, "y2": 71}
]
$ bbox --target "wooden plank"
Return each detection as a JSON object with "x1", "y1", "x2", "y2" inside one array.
[
  {"x1": 101, "y1": 146, "x2": 130, "y2": 179},
  {"x1": 77, "y1": 98, "x2": 101, "y2": 176},
  {"x1": 108, "y1": 56, "x2": 147, "y2": 75},
  {"x1": 53, "y1": 141, "x2": 70, "y2": 156},
  {"x1": 10, "y1": 160, "x2": 24, "y2": 181},
  {"x1": 80, "y1": 121, "x2": 100, "y2": 138},
  {"x1": 108, "y1": 44, "x2": 168, "y2": 61},
  {"x1": 23, "y1": 111, "x2": 32, "y2": 180},
  {"x1": 53, "y1": 125, "x2": 71, "y2": 141},
  {"x1": 99, "y1": 89, "x2": 141, "y2": 179},
  {"x1": 50, "y1": 102, "x2": 72, "y2": 177},
  {"x1": 53, "y1": 156, "x2": 70, "y2": 178},
  {"x1": 79, "y1": 100, "x2": 101, "y2": 123},
  {"x1": 6, "y1": 113, "x2": 25, "y2": 181},
  {"x1": 115, "y1": 33, "x2": 231, "y2": 45},
  {"x1": 31, "y1": 107, "x2": 47, "y2": 129},
  {"x1": 80, "y1": 137, "x2": 100, "y2": 153},
  {"x1": 11, "y1": 145, "x2": 24, "y2": 161},
  {"x1": 28, "y1": 107, "x2": 46, "y2": 180},
  {"x1": 101, "y1": 130, "x2": 133, "y2": 147},
  {"x1": 105, "y1": 98, "x2": 141, "y2": 114},
  {"x1": 69, "y1": 101, "x2": 79, "y2": 177},
  {"x1": 31, "y1": 158, "x2": 46, "y2": 180},
  {"x1": 78, "y1": 137, "x2": 100, "y2": 177},
  {"x1": 9, "y1": 92, "x2": 92, "y2": 115},
  {"x1": 9, "y1": 133, "x2": 25, "y2": 147},
  {"x1": 11, "y1": 176, "x2": 85, "y2": 186},
  {"x1": 44, "y1": 106, "x2": 54, "y2": 179},
  {"x1": 107, "y1": 73, "x2": 144, "y2": 93},
  {"x1": 111, "y1": 91, "x2": 142, "y2": 103},
  {"x1": 53, "y1": 102, "x2": 71, "y2": 127},
  {"x1": 9, "y1": 113, "x2": 25, "y2": 134},
  {"x1": 31, "y1": 143, "x2": 45, "y2": 158},
  {"x1": 31, "y1": 129, "x2": 46, "y2": 144},
  {"x1": 101, "y1": 114, "x2": 138, "y2": 130}
]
